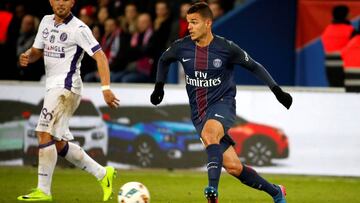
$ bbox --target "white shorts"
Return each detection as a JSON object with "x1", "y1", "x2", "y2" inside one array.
[{"x1": 35, "y1": 88, "x2": 81, "y2": 141}]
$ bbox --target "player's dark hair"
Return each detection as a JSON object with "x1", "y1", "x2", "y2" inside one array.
[{"x1": 187, "y1": 2, "x2": 213, "y2": 20}]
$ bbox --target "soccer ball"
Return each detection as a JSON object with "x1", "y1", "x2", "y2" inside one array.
[{"x1": 118, "y1": 182, "x2": 150, "y2": 203}]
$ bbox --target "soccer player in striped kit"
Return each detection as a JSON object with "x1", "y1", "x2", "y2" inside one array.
[
  {"x1": 17, "y1": 0, "x2": 119, "y2": 201},
  {"x1": 151, "y1": 2, "x2": 291, "y2": 203}
]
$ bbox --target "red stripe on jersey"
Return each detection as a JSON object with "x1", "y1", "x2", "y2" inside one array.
[
  {"x1": 195, "y1": 46, "x2": 208, "y2": 69},
  {"x1": 195, "y1": 46, "x2": 208, "y2": 120},
  {"x1": 196, "y1": 87, "x2": 207, "y2": 120}
]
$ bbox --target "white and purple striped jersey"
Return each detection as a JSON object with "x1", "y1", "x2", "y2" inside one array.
[{"x1": 33, "y1": 13, "x2": 101, "y2": 95}]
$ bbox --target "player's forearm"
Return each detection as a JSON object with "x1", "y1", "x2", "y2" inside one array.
[
  {"x1": 94, "y1": 51, "x2": 111, "y2": 86},
  {"x1": 247, "y1": 60, "x2": 277, "y2": 88},
  {"x1": 26, "y1": 48, "x2": 43, "y2": 63},
  {"x1": 156, "y1": 57, "x2": 171, "y2": 83},
  {"x1": 97, "y1": 59, "x2": 111, "y2": 86}
]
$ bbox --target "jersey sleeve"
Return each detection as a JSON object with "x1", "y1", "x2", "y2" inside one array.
[
  {"x1": 74, "y1": 24, "x2": 101, "y2": 56},
  {"x1": 229, "y1": 41, "x2": 277, "y2": 88},
  {"x1": 32, "y1": 17, "x2": 46, "y2": 49},
  {"x1": 156, "y1": 40, "x2": 179, "y2": 83}
]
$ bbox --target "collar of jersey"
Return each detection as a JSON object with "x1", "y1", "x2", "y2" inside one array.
[{"x1": 53, "y1": 13, "x2": 74, "y2": 27}]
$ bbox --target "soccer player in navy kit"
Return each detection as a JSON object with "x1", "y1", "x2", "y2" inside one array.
[{"x1": 150, "y1": 2, "x2": 291, "y2": 203}]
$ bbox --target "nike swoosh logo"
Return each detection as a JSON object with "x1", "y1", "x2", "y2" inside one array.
[
  {"x1": 214, "y1": 113, "x2": 224, "y2": 118},
  {"x1": 107, "y1": 177, "x2": 110, "y2": 187},
  {"x1": 182, "y1": 58, "x2": 191, "y2": 62}
]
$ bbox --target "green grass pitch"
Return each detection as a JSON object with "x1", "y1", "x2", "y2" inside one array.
[{"x1": 0, "y1": 166, "x2": 359, "y2": 203}]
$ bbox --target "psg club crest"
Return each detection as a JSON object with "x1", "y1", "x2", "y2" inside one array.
[
  {"x1": 213, "y1": 58, "x2": 222, "y2": 68},
  {"x1": 42, "y1": 28, "x2": 49, "y2": 38},
  {"x1": 60, "y1": 32, "x2": 68, "y2": 42}
]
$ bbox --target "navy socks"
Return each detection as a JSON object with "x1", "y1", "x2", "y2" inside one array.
[
  {"x1": 237, "y1": 165, "x2": 279, "y2": 197},
  {"x1": 206, "y1": 144, "x2": 279, "y2": 197},
  {"x1": 206, "y1": 144, "x2": 223, "y2": 189}
]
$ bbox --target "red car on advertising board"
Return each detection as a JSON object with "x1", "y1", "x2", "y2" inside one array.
[{"x1": 228, "y1": 116, "x2": 289, "y2": 166}]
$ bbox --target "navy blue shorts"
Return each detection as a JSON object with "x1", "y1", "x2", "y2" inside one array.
[{"x1": 193, "y1": 98, "x2": 236, "y2": 153}]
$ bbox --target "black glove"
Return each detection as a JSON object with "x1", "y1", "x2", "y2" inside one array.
[
  {"x1": 150, "y1": 82, "x2": 164, "y2": 105},
  {"x1": 271, "y1": 86, "x2": 292, "y2": 109}
]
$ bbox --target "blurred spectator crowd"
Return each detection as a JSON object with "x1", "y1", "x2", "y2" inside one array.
[{"x1": 0, "y1": 0, "x2": 240, "y2": 83}]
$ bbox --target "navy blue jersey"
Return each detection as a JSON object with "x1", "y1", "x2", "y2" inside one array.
[{"x1": 156, "y1": 35, "x2": 277, "y2": 125}]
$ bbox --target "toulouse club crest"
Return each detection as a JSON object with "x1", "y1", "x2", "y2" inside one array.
[
  {"x1": 213, "y1": 58, "x2": 222, "y2": 68},
  {"x1": 60, "y1": 32, "x2": 68, "y2": 42}
]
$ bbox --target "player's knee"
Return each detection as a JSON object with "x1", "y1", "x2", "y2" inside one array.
[
  {"x1": 37, "y1": 131, "x2": 53, "y2": 144},
  {"x1": 225, "y1": 162, "x2": 243, "y2": 177},
  {"x1": 201, "y1": 129, "x2": 220, "y2": 145},
  {"x1": 55, "y1": 141, "x2": 68, "y2": 153}
]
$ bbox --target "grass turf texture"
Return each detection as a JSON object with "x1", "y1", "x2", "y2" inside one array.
[{"x1": 0, "y1": 166, "x2": 359, "y2": 203}]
